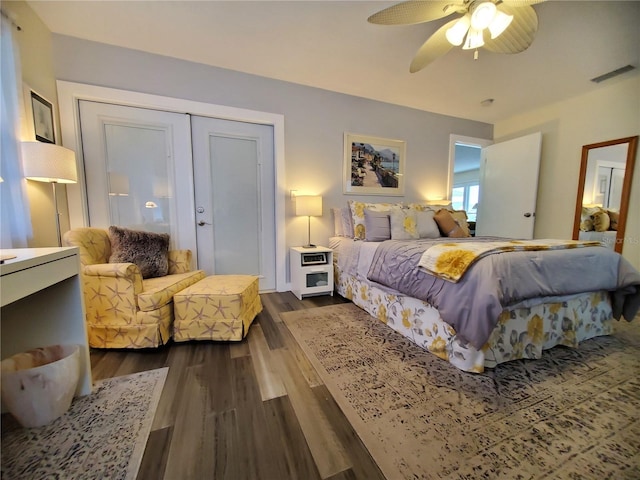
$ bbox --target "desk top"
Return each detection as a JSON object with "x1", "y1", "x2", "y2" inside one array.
[{"x1": 0, "y1": 247, "x2": 78, "y2": 276}]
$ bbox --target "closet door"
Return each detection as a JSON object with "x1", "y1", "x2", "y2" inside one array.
[
  {"x1": 191, "y1": 116, "x2": 276, "y2": 291},
  {"x1": 78, "y1": 100, "x2": 196, "y2": 252}
]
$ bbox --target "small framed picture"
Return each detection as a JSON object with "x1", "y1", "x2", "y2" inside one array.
[{"x1": 31, "y1": 91, "x2": 55, "y2": 143}]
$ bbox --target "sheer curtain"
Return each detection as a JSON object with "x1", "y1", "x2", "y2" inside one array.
[{"x1": 0, "y1": 16, "x2": 32, "y2": 248}]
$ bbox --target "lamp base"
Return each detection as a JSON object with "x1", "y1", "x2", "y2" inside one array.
[{"x1": 301, "y1": 244, "x2": 317, "y2": 249}]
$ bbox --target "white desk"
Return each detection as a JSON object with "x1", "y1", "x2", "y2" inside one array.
[{"x1": 1, "y1": 247, "x2": 92, "y2": 396}]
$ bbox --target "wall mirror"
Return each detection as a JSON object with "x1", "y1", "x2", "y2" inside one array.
[{"x1": 573, "y1": 135, "x2": 638, "y2": 253}]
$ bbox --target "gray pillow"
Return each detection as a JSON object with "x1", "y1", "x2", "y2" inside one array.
[
  {"x1": 108, "y1": 226, "x2": 170, "y2": 279},
  {"x1": 363, "y1": 209, "x2": 391, "y2": 242}
]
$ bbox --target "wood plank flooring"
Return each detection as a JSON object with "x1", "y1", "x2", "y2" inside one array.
[{"x1": 89, "y1": 292, "x2": 386, "y2": 480}]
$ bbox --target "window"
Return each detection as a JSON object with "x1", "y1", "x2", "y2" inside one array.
[{"x1": 452, "y1": 183, "x2": 479, "y2": 221}]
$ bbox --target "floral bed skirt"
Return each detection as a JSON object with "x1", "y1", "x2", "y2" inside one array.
[{"x1": 334, "y1": 264, "x2": 614, "y2": 373}]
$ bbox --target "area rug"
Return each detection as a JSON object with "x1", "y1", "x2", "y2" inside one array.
[
  {"x1": 282, "y1": 304, "x2": 640, "y2": 480},
  {"x1": 1, "y1": 367, "x2": 168, "y2": 480}
]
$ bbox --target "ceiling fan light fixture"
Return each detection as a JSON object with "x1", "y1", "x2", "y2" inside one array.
[
  {"x1": 462, "y1": 28, "x2": 484, "y2": 50},
  {"x1": 488, "y1": 10, "x2": 513, "y2": 39},
  {"x1": 445, "y1": 14, "x2": 471, "y2": 46},
  {"x1": 470, "y1": 1, "x2": 496, "y2": 30}
]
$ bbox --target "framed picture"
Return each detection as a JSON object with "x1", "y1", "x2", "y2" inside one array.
[
  {"x1": 31, "y1": 91, "x2": 55, "y2": 143},
  {"x1": 344, "y1": 133, "x2": 405, "y2": 195}
]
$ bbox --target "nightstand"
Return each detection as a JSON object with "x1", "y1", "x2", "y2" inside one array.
[{"x1": 290, "y1": 246, "x2": 334, "y2": 300}]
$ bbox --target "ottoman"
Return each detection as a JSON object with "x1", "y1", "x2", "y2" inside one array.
[{"x1": 173, "y1": 275, "x2": 262, "y2": 342}]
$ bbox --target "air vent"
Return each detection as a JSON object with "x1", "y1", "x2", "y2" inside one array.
[{"x1": 590, "y1": 65, "x2": 636, "y2": 83}]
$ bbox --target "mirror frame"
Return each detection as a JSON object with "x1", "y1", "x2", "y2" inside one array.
[{"x1": 572, "y1": 135, "x2": 638, "y2": 253}]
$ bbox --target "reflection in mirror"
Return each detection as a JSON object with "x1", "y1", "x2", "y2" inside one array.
[{"x1": 573, "y1": 136, "x2": 638, "y2": 253}]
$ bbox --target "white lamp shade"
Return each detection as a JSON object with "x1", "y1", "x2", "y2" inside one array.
[
  {"x1": 462, "y1": 28, "x2": 485, "y2": 50},
  {"x1": 446, "y1": 14, "x2": 471, "y2": 46},
  {"x1": 295, "y1": 195, "x2": 322, "y2": 217},
  {"x1": 470, "y1": 1, "x2": 496, "y2": 30},
  {"x1": 488, "y1": 11, "x2": 513, "y2": 39},
  {"x1": 21, "y1": 142, "x2": 77, "y2": 184}
]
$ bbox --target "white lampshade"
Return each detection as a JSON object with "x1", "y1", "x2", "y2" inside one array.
[
  {"x1": 462, "y1": 28, "x2": 485, "y2": 50},
  {"x1": 446, "y1": 14, "x2": 471, "y2": 46},
  {"x1": 470, "y1": 1, "x2": 496, "y2": 30},
  {"x1": 488, "y1": 11, "x2": 513, "y2": 39},
  {"x1": 295, "y1": 195, "x2": 322, "y2": 217},
  {"x1": 21, "y1": 142, "x2": 77, "y2": 184}
]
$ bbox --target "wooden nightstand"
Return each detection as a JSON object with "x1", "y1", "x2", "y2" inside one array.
[{"x1": 290, "y1": 246, "x2": 334, "y2": 300}]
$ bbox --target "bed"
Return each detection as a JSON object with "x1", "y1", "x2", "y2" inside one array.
[{"x1": 330, "y1": 201, "x2": 640, "y2": 373}]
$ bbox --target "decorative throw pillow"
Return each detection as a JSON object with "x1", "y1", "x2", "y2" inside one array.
[
  {"x1": 348, "y1": 201, "x2": 402, "y2": 240},
  {"x1": 580, "y1": 205, "x2": 601, "y2": 232},
  {"x1": 416, "y1": 209, "x2": 441, "y2": 238},
  {"x1": 108, "y1": 226, "x2": 170, "y2": 279},
  {"x1": 390, "y1": 209, "x2": 419, "y2": 240},
  {"x1": 364, "y1": 209, "x2": 391, "y2": 241},
  {"x1": 434, "y1": 209, "x2": 469, "y2": 238},
  {"x1": 592, "y1": 211, "x2": 610, "y2": 232},
  {"x1": 450, "y1": 210, "x2": 471, "y2": 237},
  {"x1": 341, "y1": 206, "x2": 354, "y2": 238},
  {"x1": 332, "y1": 208, "x2": 344, "y2": 236}
]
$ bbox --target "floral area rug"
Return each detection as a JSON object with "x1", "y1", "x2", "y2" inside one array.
[
  {"x1": 1, "y1": 367, "x2": 168, "y2": 480},
  {"x1": 282, "y1": 304, "x2": 640, "y2": 480}
]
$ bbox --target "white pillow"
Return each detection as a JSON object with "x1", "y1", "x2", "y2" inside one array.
[
  {"x1": 390, "y1": 209, "x2": 419, "y2": 240},
  {"x1": 341, "y1": 206, "x2": 354, "y2": 238},
  {"x1": 416, "y1": 210, "x2": 440, "y2": 238}
]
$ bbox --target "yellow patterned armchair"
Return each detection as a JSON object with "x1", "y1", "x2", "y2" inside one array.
[{"x1": 63, "y1": 227, "x2": 206, "y2": 349}]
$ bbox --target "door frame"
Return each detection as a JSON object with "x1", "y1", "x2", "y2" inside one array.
[
  {"x1": 57, "y1": 80, "x2": 287, "y2": 292},
  {"x1": 447, "y1": 134, "x2": 493, "y2": 198}
]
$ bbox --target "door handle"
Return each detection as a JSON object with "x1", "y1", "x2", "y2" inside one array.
[
  {"x1": 197, "y1": 220, "x2": 212, "y2": 226},
  {"x1": 523, "y1": 212, "x2": 532, "y2": 218}
]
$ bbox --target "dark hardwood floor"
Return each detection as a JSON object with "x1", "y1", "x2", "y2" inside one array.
[{"x1": 89, "y1": 292, "x2": 386, "y2": 480}]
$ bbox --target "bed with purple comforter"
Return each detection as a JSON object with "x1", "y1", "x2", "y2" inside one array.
[{"x1": 331, "y1": 236, "x2": 640, "y2": 372}]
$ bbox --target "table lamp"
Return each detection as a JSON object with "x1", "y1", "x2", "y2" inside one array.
[{"x1": 295, "y1": 195, "x2": 322, "y2": 248}]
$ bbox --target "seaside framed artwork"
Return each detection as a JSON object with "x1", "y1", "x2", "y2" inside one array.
[
  {"x1": 30, "y1": 90, "x2": 55, "y2": 143},
  {"x1": 343, "y1": 133, "x2": 405, "y2": 195}
]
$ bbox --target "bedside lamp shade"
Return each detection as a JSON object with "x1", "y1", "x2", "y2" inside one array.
[
  {"x1": 295, "y1": 195, "x2": 322, "y2": 248},
  {"x1": 295, "y1": 195, "x2": 322, "y2": 217},
  {"x1": 21, "y1": 142, "x2": 78, "y2": 247}
]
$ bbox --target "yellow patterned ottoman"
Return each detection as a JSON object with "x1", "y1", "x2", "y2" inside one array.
[{"x1": 173, "y1": 275, "x2": 262, "y2": 342}]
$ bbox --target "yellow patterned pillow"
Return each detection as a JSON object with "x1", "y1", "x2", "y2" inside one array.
[
  {"x1": 348, "y1": 201, "x2": 402, "y2": 240},
  {"x1": 390, "y1": 209, "x2": 419, "y2": 240}
]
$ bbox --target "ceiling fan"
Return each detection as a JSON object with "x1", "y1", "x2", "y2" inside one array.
[{"x1": 368, "y1": 0, "x2": 544, "y2": 72}]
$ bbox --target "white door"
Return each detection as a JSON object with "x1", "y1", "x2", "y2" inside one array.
[
  {"x1": 475, "y1": 132, "x2": 542, "y2": 239},
  {"x1": 78, "y1": 100, "x2": 196, "y2": 252},
  {"x1": 191, "y1": 116, "x2": 276, "y2": 291}
]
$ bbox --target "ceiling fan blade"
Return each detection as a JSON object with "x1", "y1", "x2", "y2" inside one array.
[
  {"x1": 409, "y1": 18, "x2": 458, "y2": 73},
  {"x1": 483, "y1": 4, "x2": 538, "y2": 54},
  {"x1": 498, "y1": 0, "x2": 545, "y2": 7},
  {"x1": 367, "y1": 1, "x2": 464, "y2": 26}
]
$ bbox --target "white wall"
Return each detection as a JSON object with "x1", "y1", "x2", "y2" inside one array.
[
  {"x1": 50, "y1": 34, "x2": 492, "y2": 254},
  {"x1": 494, "y1": 75, "x2": 640, "y2": 269}
]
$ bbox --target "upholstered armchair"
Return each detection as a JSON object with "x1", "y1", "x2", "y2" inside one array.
[{"x1": 63, "y1": 227, "x2": 206, "y2": 349}]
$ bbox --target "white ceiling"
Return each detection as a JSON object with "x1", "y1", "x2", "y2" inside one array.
[{"x1": 26, "y1": 0, "x2": 640, "y2": 124}]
